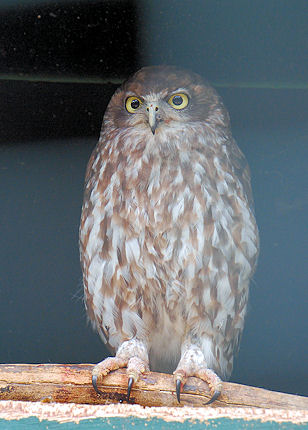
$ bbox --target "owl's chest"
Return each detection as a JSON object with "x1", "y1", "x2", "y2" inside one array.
[{"x1": 116, "y1": 154, "x2": 228, "y2": 232}]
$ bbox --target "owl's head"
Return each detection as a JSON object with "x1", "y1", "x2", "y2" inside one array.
[{"x1": 103, "y1": 66, "x2": 230, "y2": 138}]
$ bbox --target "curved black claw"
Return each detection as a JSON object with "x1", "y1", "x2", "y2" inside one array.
[
  {"x1": 127, "y1": 376, "x2": 134, "y2": 401},
  {"x1": 205, "y1": 390, "x2": 221, "y2": 405},
  {"x1": 92, "y1": 374, "x2": 104, "y2": 396},
  {"x1": 176, "y1": 378, "x2": 182, "y2": 403}
]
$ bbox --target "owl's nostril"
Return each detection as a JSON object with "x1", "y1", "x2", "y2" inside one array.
[{"x1": 147, "y1": 105, "x2": 159, "y2": 112}]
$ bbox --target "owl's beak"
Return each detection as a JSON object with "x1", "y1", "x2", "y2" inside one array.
[{"x1": 146, "y1": 104, "x2": 159, "y2": 135}]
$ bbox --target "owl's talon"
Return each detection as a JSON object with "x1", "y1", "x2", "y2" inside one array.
[
  {"x1": 176, "y1": 378, "x2": 182, "y2": 403},
  {"x1": 205, "y1": 389, "x2": 221, "y2": 405},
  {"x1": 127, "y1": 376, "x2": 134, "y2": 401},
  {"x1": 92, "y1": 374, "x2": 104, "y2": 396}
]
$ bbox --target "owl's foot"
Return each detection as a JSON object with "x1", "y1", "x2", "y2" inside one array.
[
  {"x1": 174, "y1": 367, "x2": 222, "y2": 404},
  {"x1": 92, "y1": 356, "x2": 127, "y2": 396},
  {"x1": 92, "y1": 339, "x2": 149, "y2": 401},
  {"x1": 173, "y1": 344, "x2": 222, "y2": 404}
]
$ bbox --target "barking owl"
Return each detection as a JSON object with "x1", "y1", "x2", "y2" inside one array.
[{"x1": 79, "y1": 65, "x2": 259, "y2": 404}]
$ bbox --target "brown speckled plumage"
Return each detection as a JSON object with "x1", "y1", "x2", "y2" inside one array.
[{"x1": 79, "y1": 66, "x2": 259, "y2": 402}]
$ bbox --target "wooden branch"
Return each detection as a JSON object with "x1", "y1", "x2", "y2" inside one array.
[{"x1": 0, "y1": 363, "x2": 307, "y2": 410}]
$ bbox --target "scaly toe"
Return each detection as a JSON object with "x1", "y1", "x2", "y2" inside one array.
[
  {"x1": 91, "y1": 356, "x2": 127, "y2": 396},
  {"x1": 196, "y1": 367, "x2": 222, "y2": 405},
  {"x1": 125, "y1": 356, "x2": 150, "y2": 401}
]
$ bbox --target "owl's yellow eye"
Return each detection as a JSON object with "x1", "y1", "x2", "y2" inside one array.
[
  {"x1": 168, "y1": 93, "x2": 189, "y2": 110},
  {"x1": 125, "y1": 96, "x2": 143, "y2": 113}
]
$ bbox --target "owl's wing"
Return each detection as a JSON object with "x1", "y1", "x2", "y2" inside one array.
[
  {"x1": 229, "y1": 139, "x2": 255, "y2": 214},
  {"x1": 228, "y1": 138, "x2": 259, "y2": 279}
]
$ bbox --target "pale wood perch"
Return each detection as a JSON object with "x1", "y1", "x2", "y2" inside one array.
[{"x1": 0, "y1": 363, "x2": 307, "y2": 410}]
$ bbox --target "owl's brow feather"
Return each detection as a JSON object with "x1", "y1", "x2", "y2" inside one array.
[{"x1": 131, "y1": 90, "x2": 169, "y2": 102}]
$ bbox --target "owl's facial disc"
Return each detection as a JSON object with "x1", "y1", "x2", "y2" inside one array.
[{"x1": 124, "y1": 91, "x2": 190, "y2": 135}]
